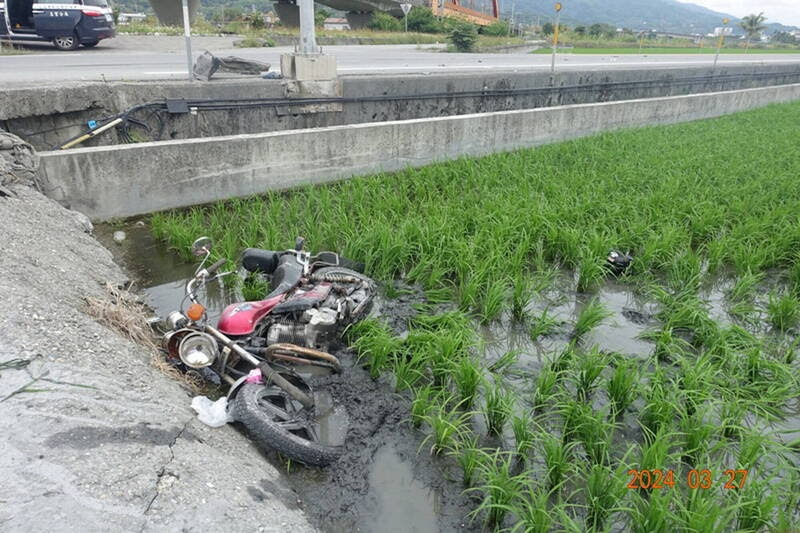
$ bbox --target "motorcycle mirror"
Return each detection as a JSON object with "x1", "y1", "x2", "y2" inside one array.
[
  {"x1": 191, "y1": 236, "x2": 213, "y2": 257},
  {"x1": 295, "y1": 236, "x2": 305, "y2": 251}
]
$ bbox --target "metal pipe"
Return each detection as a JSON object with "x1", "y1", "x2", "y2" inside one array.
[{"x1": 204, "y1": 325, "x2": 315, "y2": 409}]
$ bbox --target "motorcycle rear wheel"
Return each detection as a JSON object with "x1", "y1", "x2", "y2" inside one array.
[{"x1": 231, "y1": 382, "x2": 342, "y2": 467}]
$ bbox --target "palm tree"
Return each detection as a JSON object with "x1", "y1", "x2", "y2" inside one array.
[{"x1": 738, "y1": 12, "x2": 767, "y2": 52}]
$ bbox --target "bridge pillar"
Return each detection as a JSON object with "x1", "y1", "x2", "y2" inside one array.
[
  {"x1": 273, "y1": 1, "x2": 300, "y2": 27},
  {"x1": 149, "y1": 0, "x2": 199, "y2": 26},
  {"x1": 345, "y1": 11, "x2": 373, "y2": 29}
]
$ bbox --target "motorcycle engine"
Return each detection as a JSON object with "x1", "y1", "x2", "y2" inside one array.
[{"x1": 265, "y1": 307, "x2": 339, "y2": 350}]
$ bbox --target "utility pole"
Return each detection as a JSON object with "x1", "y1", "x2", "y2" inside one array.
[
  {"x1": 550, "y1": 2, "x2": 562, "y2": 74},
  {"x1": 713, "y1": 17, "x2": 729, "y2": 70},
  {"x1": 298, "y1": 0, "x2": 318, "y2": 54},
  {"x1": 181, "y1": 0, "x2": 193, "y2": 81}
]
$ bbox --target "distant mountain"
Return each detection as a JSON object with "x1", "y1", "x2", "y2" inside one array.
[{"x1": 503, "y1": 0, "x2": 797, "y2": 35}]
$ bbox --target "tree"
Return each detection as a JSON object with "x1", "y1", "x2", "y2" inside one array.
[
  {"x1": 772, "y1": 31, "x2": 797, "y2": 44},
  {"x1": 481, "y1": 20, "x2": 510, "y2": 36},
  {"x1": 542, "y1": 22, "x2": 554, "y2": 35},
  {"x1": 574, "y1": 25, "x2": 586, "y2": 36},
  {"x1": 407, "y1": 7, "x2": 443, "y2": 33},
  {"x1": 738, "y1": 12, "x2": 766, "y2": 52},
  {"x1": 315, "y1": 7, "x2": 331, "y2": 28},
  {"x1": 449, "y1": 23, "x2": 478, "y2": 52},
  {"x1": 369, "y1": 11, "x2": 402, "y2": 32}
]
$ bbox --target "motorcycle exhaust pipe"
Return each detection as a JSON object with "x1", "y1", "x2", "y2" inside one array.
[{"x1": 203, "y1": 325, "x2": 315, "y2": 410}]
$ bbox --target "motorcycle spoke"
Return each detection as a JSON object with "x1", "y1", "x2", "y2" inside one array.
[{"x1": 256, "y1": 396, "x2": 295, "y2": 421}]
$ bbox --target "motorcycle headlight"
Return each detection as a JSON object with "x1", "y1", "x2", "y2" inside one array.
[{"x1": 178, "y1": 332, "x2": 218, "y2": 369}]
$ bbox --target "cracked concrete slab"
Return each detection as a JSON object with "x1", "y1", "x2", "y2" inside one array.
[{"x1": 0, "y1": 184, "x2": 316, "y2": 532}]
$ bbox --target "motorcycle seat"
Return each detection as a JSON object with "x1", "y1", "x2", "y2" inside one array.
[{"x1": 241, "y1": 248, "x2": 280, "y2": 274}]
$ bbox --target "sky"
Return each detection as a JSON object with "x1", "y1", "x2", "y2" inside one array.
[{"x1": 678, "y1": 0, "x2": 800, "y2": 27}]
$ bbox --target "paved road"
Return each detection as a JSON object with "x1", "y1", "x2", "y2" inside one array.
[{"x1": 2, "y1": 35, "x2": 799, "y2": 85}]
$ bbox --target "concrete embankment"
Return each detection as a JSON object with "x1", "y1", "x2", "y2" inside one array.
[
  {"x1": 0, "y1": 145, "x2": 314, "y2": 531},
  {"x1": 4, "y1": 63, "x2": 800, "y2": 150},
  {"x1": 38, "y1": 82, "x2": 800, "y2": 221}
]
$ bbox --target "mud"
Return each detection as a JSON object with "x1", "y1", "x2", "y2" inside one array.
[
  {"x1": 100, "y1": 218, "x2": 800, "y2": 530},
  {"x1": 99, "y1": 221, "x2": 479, "y2": 532}
]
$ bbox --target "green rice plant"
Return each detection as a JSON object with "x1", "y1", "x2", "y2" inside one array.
[
  {"x1": 509, "y1": 482, "x2": 554, "y2": 533},
  {"x1": 736, "y1": 432, "x2": 767, "y2": 470},
  {"x1": 672, "y1": 486, "x2": 731, "y2": 533},
  {"x1": 419, "y1": 400, "x2": 472, "y2": 455},
  {"x1": 483, "y1": 378, "x2": 515, "y2": 435},
  {"x1": 391, "y1": 348, "x2": 430, "y2": 392},
  {"x1": 666, "y1": 249, "x2": 703, "y2": 293},
  {"x1": 572, "y1": 347, "x2": 608, "y2": 402},
  {"x1": 348, "y1": 319, "x2": 401, "y2": 378},
  {"x1": 511, "y1": 412, "x2": 536, "y2": 457},
  {"x1": 606, "y1": 359, "x2": 638, "y2": 417},
  {"x1": 766, "y1": 292, "x2": 800, "y2": 331},
  {"x1": 638, "y1": 426, "x2": 678, "y2": 474},
  {"x1": 572, "y1": 403, "x2": 614, "y2": 466},
  {"x1": 573, "y1": 298, "x2": 612, "y2": 340},
  {"x1": 448, "y1": 434, "x2": 482, "y2": 487},
  {"x1": 468, "y1": 450, "x2": 528, "y2": 528},
  {"x1": 410, "y1": 384, "x2": 438, "y2": 428},
  {"x1": 479, "y1": 278, "x2": 508, "y2": 323},
  {"x1": 452, "y1": 357, "x2": 482, "y2": 409},
  {"x1": 510, "y1": 276, "x2": 533, "y2": 321},
  {"x1": 718, "y1": 400, "x2": 747, "y2": 440},
  {"x1": 529, "y1": 308, "x2": 561, "y2": 340},
  {"x1": 576, "y1": 251, "x2": 606, "y2": 293},
  {"x1": 727, "y1": 270, "x2": 764, "y2": 303},
  {"x1": 532, "y1": 366, "x2": 558, "y2": 413},
  {"x1": 540, "y1": 433, "x2": 573, "y2": 492},
  {"x1": 487, "y1": 350, "x2": 519, "y2": 374},
  {"x1": 735, "y1": 479, "x2": 779, "y2": 532},
  {"x1": 639, "y1": 370, "x2": 676, "y2": 443},
  {"x1": 679, "y1": 408, "x2": 715, "y2": 466},
  {"x1": 583, "y1": 463, "x2": 629, "y2": 531},
  {"x1": 630, "y1": 490, "x2": 671, "y2": 533}
]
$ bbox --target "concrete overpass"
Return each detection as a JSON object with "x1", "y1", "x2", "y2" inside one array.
[{"x1": 149, "y1": 0, "x2": 497, "y2": 28}]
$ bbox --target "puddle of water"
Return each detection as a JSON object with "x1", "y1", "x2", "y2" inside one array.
[
  {"x1": 95, "y1": 221, "x2": 236, "y2": 321},
  {"x1": 313, "y1": 391, "x2": 349, "y2": 447},
  {"x1": 358, "y1": 444, "x2": 440, "y2": 533}
]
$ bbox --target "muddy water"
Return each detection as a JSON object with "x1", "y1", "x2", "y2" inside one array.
[
  {"x1": 99, "y1": 220, "x2": 800, "y2": 530},
  {"x1": 96, "y1": 221, "x2": 476, "y2": 533}
]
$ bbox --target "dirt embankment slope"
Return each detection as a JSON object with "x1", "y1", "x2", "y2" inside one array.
[{"x1": 0, "y1": 134, "x2": 314, "y2": 532}]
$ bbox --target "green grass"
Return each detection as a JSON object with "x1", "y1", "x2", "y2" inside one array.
[
  {"x1": 151, "y1": 102, "x2": 800, "y2": 531},
  {"x1": 532, "y1": 46, "x2": 800, "y2": 54}
]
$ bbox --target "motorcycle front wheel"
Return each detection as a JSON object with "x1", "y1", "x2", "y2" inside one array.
[{"x1": 231, "y1": 382, "x2": 342, "y2": 467}]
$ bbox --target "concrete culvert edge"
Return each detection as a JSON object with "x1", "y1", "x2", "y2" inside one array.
[{"x1": 0, "y1": 173, "x2": 316, "y2": 530}]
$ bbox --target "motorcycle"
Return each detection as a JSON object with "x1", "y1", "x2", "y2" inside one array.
[{"x1": 160, "y1": 236, "x2": 376, "y2": 466}]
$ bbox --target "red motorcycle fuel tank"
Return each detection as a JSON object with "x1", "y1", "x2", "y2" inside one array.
[{"x1": 217, "y1": 295, "x2": 284, "y2": 336}]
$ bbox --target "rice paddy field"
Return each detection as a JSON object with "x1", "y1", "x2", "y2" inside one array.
[{"x1": 151, "y1": 101, "x2": 800, "y2": 531}]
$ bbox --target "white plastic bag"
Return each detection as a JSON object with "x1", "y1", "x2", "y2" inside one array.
[{"x1": 191, "y1": 396, "x2": 235, "y2": 428}]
